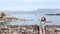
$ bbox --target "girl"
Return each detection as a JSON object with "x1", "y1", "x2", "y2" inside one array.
[{"x1": 35, "y1": 14, "x2": 52, "y2": 34}]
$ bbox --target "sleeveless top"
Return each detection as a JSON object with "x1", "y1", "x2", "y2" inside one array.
[{"x1": 40, "y1": 21, "x2": 45, "y2": 29}]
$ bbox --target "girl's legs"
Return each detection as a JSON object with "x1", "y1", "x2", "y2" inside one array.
[
  {"x1": 40, "y1": 28, "x2": 42, "y2": 34},
  {"x1": 40, "y1": 28, "x2": 45, "y2": 34},
  {"x1": 42, "y1": 28, "x2": 45, "y2": 34}
]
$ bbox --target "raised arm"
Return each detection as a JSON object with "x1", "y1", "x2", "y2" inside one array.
[
  {"x1": 35, "y1": 14, "x2": 40, "y2": 21},
  {"x1": 45, "y1": 21, "x2": 52, "y2": 23}
]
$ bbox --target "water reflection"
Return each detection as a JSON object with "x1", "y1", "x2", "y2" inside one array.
[{"x1": 0, "y1": 22, "x2": 7, "y2": 26}]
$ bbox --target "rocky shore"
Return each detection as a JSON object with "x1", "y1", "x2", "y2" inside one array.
[
  {"x1": 0, "y1": 17, "x2": 18, "y2": 23},
  {"x1": 0, "y1": 12, "x2": 18, "y2": 23},
  {"x1": 0, "y1": 25, "x2": 60, "y2": 34},
  {"x1": 45, "y1": 25, "x2": 60, "y2": 34},
  {"x1": 0, "y1": 25, "x2": 39, "y2": 34},
  {"x1": 0, "y1": 12, "x2": 33, "y2": 23}
]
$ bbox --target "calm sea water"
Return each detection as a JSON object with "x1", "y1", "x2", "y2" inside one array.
[{"x1": 0, "y1": 13, "x2": 60, "y2": 26}]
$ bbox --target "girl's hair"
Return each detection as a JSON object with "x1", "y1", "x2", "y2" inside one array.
[{"x1": 41, "y1": 16, "x2": 46, "y2": 22}]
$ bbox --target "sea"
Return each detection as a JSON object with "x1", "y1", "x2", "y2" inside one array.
[{"x1": 0, "y1": 12, "x2": 60, "y2": 26}]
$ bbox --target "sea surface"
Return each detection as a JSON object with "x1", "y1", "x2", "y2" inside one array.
[{"x1": 0, "y1": 13, "x2": 60, "y2": 26}]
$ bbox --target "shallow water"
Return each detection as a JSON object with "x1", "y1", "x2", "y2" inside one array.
[{"x1": 0, "y1": 13, "x2": 60, "y2": 26}]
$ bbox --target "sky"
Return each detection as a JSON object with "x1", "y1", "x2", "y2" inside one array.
[{"x1": 0, "y1": 0, "x2": 60, "y2": 11}]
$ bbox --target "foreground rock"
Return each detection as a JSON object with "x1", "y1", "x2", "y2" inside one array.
[
  {"x1": 45, "y1": 25, "x2": 60, "y2": 34},
  {"x1": 0, "y1": 25, "x2": 60, "y2": 34},
  {"x1": 0, "y1": 25, "x2": 39, "y2": 34}
]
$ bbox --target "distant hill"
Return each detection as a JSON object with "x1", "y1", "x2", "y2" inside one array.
[
  {"x1": 36, "y1": 9, "x2": 60, "y2": 14},
  {"x1": 4, "y1": 9, "x2": 60, "y2": 14},
  {"x1": 45, "y1": 14, "x2": 60, "y2": 16}
]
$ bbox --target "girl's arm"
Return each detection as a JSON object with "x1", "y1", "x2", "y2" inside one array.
[
  {"x1": 35, "y1": 14, "x2": 40, "y2": 21},
  {"x1": 45, "y1": 21, "x2": 52, "y2": 23}
]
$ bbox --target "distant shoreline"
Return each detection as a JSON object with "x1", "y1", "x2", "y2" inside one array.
[{"x1": 45, "y1": 14, "x2": 60, "y2": 16}]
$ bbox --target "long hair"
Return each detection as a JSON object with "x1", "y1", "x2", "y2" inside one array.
[{"x1": 41, "y1": 16, "x2": 46, "y2": 22}]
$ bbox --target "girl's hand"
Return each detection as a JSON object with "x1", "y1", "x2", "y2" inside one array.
[
  {"x1": 45, "y1": 21, "x2": 52, "y2": 23},
  {"x1": 35, "y1": 14, "x2": 40, "y2": 21}
]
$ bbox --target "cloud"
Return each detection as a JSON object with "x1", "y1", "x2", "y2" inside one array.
[
  {"x1": 0, "y1": 0, "x2": 60, "y2": 3},
  {"x1": 0, "y1": 0, "x2": 46, "y2": 2},
  {"x1": 0, "y1": 0, "x2": 16, "y2": 2},
  {"x1": 20, "y1": 0, "x2": 60, "y2": 3},
  {"x1": 20, "y1": 0, "x2": 46, "y2": 2}
]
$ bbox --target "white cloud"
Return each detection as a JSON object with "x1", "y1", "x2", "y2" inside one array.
[
  {"x1": 24, "y1": 0, "x2": 45, "y2": 2},
  {"x1": 0, "y1": 0, "x2": 16, "y2": 2},
  {"x1": 20, "y1": 0, "x2": 60, "y2": 2},
  {"x1": 0, "y1": 0, "x2": 46, "y2": 2},
  {"x1": 20, "y1": 0, "x2": 46, "y2": 2},
  {"x1": 0, "y1": 0, "x2": 60, "y2": 3}
]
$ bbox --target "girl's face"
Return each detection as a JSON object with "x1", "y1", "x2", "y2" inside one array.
[{"x1": 41, "y1": 17, "x2": 46, "y2": 22}]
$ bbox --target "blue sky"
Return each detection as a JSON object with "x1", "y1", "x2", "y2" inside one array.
[{"x1": 0, "y1": 0, "x2": 60, "y2": 11}]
